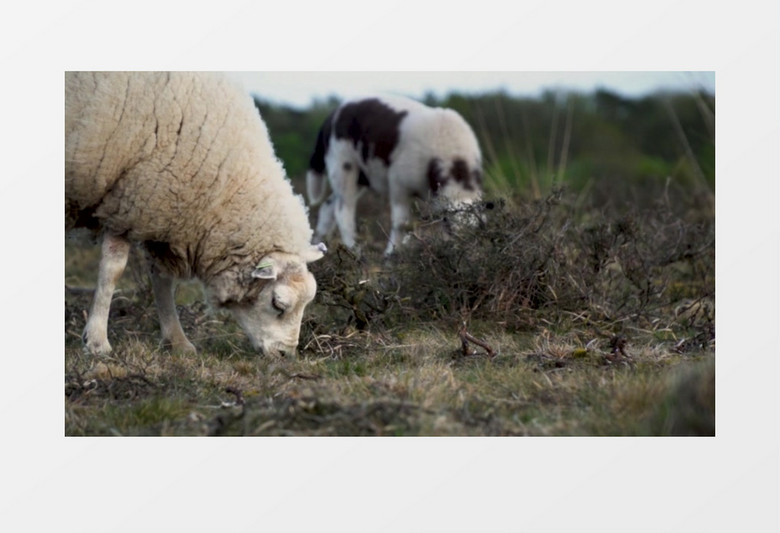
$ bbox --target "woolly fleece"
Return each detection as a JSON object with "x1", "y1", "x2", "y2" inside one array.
[{"x1": 65, "y1": 71, "x2": 315, "y2": 285}]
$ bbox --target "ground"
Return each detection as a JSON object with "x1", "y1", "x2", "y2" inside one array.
[{"x1": 65, "y1": 191, "x2": 714, "y2": 436}]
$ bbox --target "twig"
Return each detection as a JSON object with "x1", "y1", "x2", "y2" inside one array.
[
  {"x1": 282, "y1": 371, "x2": 321, "y2": 382},
  {"x1": 459, "y1": 322, "x2": 495, "y2": 358}
]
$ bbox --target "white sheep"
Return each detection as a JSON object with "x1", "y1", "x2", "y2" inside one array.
[{"x1": 66, "y1": 71, "x2": 325, "y2": 357}]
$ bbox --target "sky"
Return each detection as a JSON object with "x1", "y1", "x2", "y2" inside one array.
[{"x1": 227, "y1": 71, "x2": 715, "y2": 108}]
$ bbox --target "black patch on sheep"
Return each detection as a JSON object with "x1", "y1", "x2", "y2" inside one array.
[
  {"x1": 427, "y1": 157, "x2": 481, "y2": 194},
  {"x1": 309, "y1": 110, "x2": 334, "y2": 175},
  {"x1": 332, "y1": 98, "x2": 408, "y2": 166},
  {"x1": 452, "y1": 158, "x2": 479, "y2": 191},
  {"x1": 452, "y1": 158, "x2": 469, "y2": 187},
  {"x1": 427, "y1": 158, "x2": 446, "y2": 195}
]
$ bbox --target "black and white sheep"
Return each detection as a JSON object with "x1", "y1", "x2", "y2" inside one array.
[
  {"x1": 306, "y1": 95, "x2": 483, "y2": 255},
  {"x1": 66, "y1": 71, "x2": 325, "y2": 357}
]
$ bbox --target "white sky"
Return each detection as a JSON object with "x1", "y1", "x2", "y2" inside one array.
[{"x1": 227, "y1": 70, "x2": 715, "y2": 108}]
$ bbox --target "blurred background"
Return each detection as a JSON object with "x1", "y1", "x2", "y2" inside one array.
[{"x1": 227, "y1": 71, "x2": 715, "y2": 211}]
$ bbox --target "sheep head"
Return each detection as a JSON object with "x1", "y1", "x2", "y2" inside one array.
[{"x1": 208, "y1": 244, "x2": 326, "y2": 357}]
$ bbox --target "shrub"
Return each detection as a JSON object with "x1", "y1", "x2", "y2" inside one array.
[{"x1": 330, "y1": 188, "x2": 716, "y2": 342}]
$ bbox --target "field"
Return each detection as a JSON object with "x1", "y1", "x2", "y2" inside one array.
[{"x1": 65, "y1": 186, "x2": 715, "y2": 436}]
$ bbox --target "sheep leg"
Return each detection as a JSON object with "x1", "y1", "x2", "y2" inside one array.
[
  {"x1": 82, "y1": 233, "x2": 130, "y2": 355},
  {"x1": 313, "y1": 194, "x2": 338, "y2": 243},
  {"x1": 149, "y1": 267, "x2": 197, "y2": 354},
  {"x1": 335, "y1": 194, "x2": 359, "y2": 249},
  {"x1": 331, "y1": 164, "x2": 359, "y2": 249},
  {"x1": 386, "y1": 193, "x2": 411, "y2": 255}
]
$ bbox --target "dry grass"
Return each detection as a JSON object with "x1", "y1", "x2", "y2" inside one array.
[{"x1": 65, "y1": 300, "x2": 714, "y2": 436}]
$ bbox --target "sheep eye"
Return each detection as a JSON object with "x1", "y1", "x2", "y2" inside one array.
[{"x1": 271, "y1": 296, "x2": 286, "y2": 316}]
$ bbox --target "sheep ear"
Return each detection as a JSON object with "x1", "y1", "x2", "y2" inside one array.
[
  {"x1": 251, "y1": 259, "x2": 278, "y2": 280},
  {"x1": 301, "y1": 242, "x2": 327, "y2": 263}
]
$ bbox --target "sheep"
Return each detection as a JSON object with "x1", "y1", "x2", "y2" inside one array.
[
  {"x1": 65, "y1": 71, "x2": 326, "y2": 358},
  {"x1": 306, "y1": 95, "x2": 483, "y2": 255}
]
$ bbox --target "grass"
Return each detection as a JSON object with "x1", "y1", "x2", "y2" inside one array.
[
  {"x1": 65, "y1": 287, "x2": 714, "y2": 436},
  {"x1": 64, "y1": 190, "x2": 714, "y2": 436},
  {"x1": 65, "y1": 329, "x2": 714, "y2": 436}
]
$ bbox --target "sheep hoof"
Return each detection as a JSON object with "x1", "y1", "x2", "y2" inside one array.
[
  {"x1": 163, "y1": 339, "x2": 197, "y2": 354},
  {"x1": 82, "y1": 330, "x2": 112, "y2": 356}
]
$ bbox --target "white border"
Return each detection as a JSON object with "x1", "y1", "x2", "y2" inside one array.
[{"x1": 3, "y1": 1, "x2": 778, "y2": 531}]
